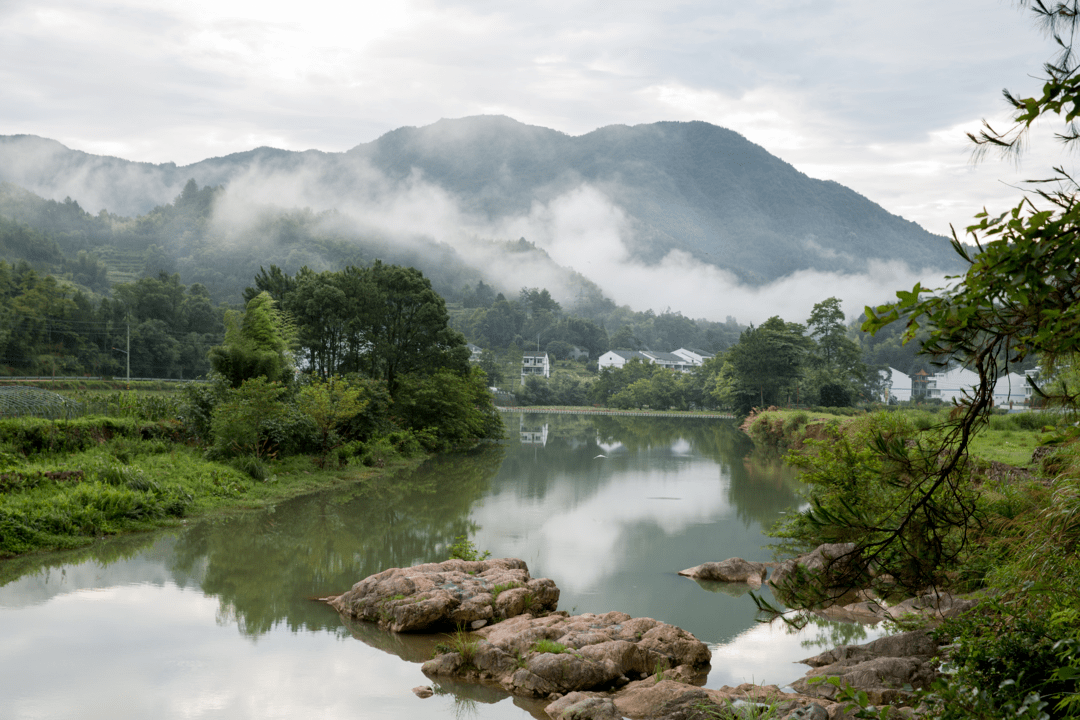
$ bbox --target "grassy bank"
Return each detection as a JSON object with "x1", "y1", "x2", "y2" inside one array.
[
  {"x1": 743, "y1": 407, "x2": 1080, "y2": 718},
  {"x1": 0, "y1": 415, "x2": 428, "y2": 558}
]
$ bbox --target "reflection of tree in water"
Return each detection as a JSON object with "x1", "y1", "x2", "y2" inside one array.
[
  {"x1": 167, "y1": 445, "x2": 505, "y2": 637},
  {"x1": 777, "y1": 611, "x2": 873, "y2": 651},
  {"x1": 0, "y1": 530, "x2": 166, "y2": 587}
]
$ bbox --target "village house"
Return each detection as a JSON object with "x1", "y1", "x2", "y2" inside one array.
[
  {"x1": 521, "y1": 351, "x2": 550, "y2": 381},
  {"x1": 598, "y1": 349, "x2": 701, "y2": 372},
  {"x1": 926, "y1": 366, "x2": 1030, "y2": 407},
  {"x1": 672, "y1": 348, "x2": 715, "y2": 366}
]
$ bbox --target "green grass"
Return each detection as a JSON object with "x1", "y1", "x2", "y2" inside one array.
[
  {"x1": 530, "y1": 638, "x2": 570, "y2": 655},
  {"x1": 0, "y1": 435, "x2": 425, "y2": 557},
  {"x1": 490, "y1": 581, "x2": 522, "y2": 599},
  {"x1": 433, "y1": 626, "x2": 481, "y2": 668},
  {"x1": 967, "y1": 427, "x2": 1044, "y2": 466}
]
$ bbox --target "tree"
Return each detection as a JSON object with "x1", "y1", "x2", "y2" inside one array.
[
  {"x1": 805, "y1": 297, "x2": 867, "y2": 405},
  {"x1": 846, "y1": 1, "x2": 1080, "y2": 595},
  {"x1": 361, "y1": 262, "x2": 470, "y2": 394},
  {"x1": 209, "y1": 291, "x2": 296, "y2": 387},
  {"x1": 723, "y1": 317, "x2": 810, "y2": 413},
  {"x1": 298, "y1": 375, "x2": 368, "y2": 460},
  {"x1": 477, "y1": 350, "x2": 502, "y2": 386}
]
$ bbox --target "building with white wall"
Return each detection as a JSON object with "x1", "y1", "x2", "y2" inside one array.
[{"x1": 521, "y1": 351, "x2": 550, "y2": 381}]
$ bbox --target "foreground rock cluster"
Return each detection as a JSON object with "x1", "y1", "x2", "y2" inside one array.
[
  {"x1": 423, "y1": 610, "x2": 711, "y2": 697},
  {"x1": 328, "y1": 557, "x2": 559, "y2": 632},
  {"x1": 328, "y1": 553, "x2": 972, "y2": 719}
]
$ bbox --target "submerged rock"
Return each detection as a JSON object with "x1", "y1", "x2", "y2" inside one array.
[
  {"x1": 423, "y1": 610, "x2": 712, "y2": 699},
  {"x1": 678, "y1": 558, "x2": 768, "y2": 588},
  {"x1": 327, "y1": 558, "x2": 559, "y2": 633}
]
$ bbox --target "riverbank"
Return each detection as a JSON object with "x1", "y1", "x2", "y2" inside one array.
[
  {"x1": 0, "y1": 416, "x2": 430, "y2": 558},
  {"x1": 499, "y1": 405, "x2": 735, "y2": 419},
  {"x1": 740, "y1": 406, "x2": 1080, "y2": 717}
]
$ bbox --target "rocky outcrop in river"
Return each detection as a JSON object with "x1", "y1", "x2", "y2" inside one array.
[
  {"x1": 327, "y1": 557, "x2": 559, "y2": 632},
  {"x1": 329, "y1": 556, "x2": 974, "y2": 719},
  {"x1": 677, "y1": 557, "x2": 768, "y2": 588},
  {"x1": 423, "y1": 610, "x2": 712, "y2": 698}
]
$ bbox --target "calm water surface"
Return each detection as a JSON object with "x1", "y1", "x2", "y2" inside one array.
[{"x1": 0, "y1": 413, "x2": 879, "y2": 720}]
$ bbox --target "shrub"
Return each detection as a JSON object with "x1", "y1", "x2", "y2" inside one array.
[
  {"x1": 448, "y1": 535, "x2": 491, "y2": 561},
  {"x1": 356, "y1": 436, "x2": 398, "y2": 467},
  {"x1": 209, "y1": 377, "x2": 286, "y2": 458}
]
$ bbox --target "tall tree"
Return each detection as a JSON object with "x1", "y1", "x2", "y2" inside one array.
[
  {"x1": 209, "y1": 292, "x2": 296, "y2": 387},
  {"x1": 805, "y1": 297, "x2": 867, "y2": 405},
  {"x1": 362, "y1": 262, "x2": 469, "y2": 394},
  {"x1": 722, "y1": 317, "x2": 810, "y2": 413}
]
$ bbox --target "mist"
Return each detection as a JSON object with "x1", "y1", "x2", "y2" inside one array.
[
  {"x1": 0, "y1": 122, "x2": 957, "y2": 328},
  {"x1": 210, "y1": 159, "x2": 948, "y2": 326}
]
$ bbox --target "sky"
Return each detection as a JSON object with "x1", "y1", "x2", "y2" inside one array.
[
  {"x1": 0, "y1": 1, "x2": 1073, "y2": 321},
  {"x1": 1, "y1": 0, "x2": 1068, "y2": 235}
]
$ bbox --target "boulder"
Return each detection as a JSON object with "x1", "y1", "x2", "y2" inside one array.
[
  {"x1": 678, "y1": 558, "x2": 768, "y2": 588},
  {"x1": 790, "y1": 629, "x2": 940, "y2": 706},
  {"x1": 769, "y1": 543, "x2": 864, "y2": 606},
  {"x1": 423, "y1": 611, "x2": 712, "y2": 698},
  {"x1": 611, "y1": 680, "x2": 835, "y2": 720},
  {"x1": 327, "y1": 558, "x2": 559, "y2": 633},
  {"x1": 545, "y1": 692, "x2": 623, "y2": 720},
  {"x1": 818, "y1": 590, "x2": 979, "y2": 625}
]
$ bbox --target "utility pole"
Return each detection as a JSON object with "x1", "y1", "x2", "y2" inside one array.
[{"x1": 126, "y1": 322, "x2": 131, "y2": 386}]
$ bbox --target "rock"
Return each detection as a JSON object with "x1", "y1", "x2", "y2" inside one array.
[
  {"x1": 611, "y1": 679, "x2": 831, "y2": 720},
  {"x1": 818, "y1": 590, "x2": 978, "y2": 625},
  {"x1": 883, "y1": 591, "x2": 978, "y2": 622},
  {"x1": 411, "y1": 685, "x2": 434, "y2": 698},
  {"x1": 769, "y1": 543, "x2": 865, "y2": 606},
  {"x1": 327, "y1": 557, "x2": 559, "y2": 633},
  {"x1": 422, "y1": 611, "x2": 712, "y2": 698},
  {"x1": 787, "y1": 702, "x2": 829, "y2": 720},
  {"x1": 546, "y1": 692, "x2": 624, "y2": 719},
  {"x1": 791, "y1": 629, "x2": 940, "y2": 706},
  {"x1": 678, "y1": 558, "x2": 768, "y2": 588}
]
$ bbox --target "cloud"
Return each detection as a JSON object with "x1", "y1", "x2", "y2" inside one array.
[{"x1": 482, "y1": 182, "x2": 947, "y2": 324}]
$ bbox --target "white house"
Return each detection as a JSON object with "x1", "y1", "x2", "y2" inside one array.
[
  {"x1": 466, "y1": 343, "x2": 483, "y2": 363},
  {"x1": 598, "y1": 349, "x2": 696, "y2": 372},
  {"x1": 639, "y1": 350, "x2": 695, "y2": 372},
  {"x1": 672, "y1": 348, "x2": 715, "y2": 366},
  {"x1": 882, "y1": 367, "x2": 912, "y2": 402},
  {"x1": 927, "y1": 366, "x2": 1030, "y2": 406},
  {"x1": 521, "y1": 351, "x2": 550, "y2": 381},
  {"x1": 597, "y1": 350, "x2": 649, "y2": 370}
]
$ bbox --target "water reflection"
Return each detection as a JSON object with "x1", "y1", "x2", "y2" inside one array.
[
  {"x1": 168, "y1": 446, "x2": 506, "y2": 637},
  {"x1": 0, "y1": 413, "x2": 872, "y2": 720}
]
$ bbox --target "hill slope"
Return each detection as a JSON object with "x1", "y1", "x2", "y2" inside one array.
[{"x1": 0, "y1": 117, "x2": 956, "y2": 286}]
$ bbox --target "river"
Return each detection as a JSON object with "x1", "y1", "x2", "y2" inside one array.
[{"x1": 0, "y1": 412, "x2": 879, "y2": 719}]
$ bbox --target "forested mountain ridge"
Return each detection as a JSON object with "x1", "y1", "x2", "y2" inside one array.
[{"x1": 0, "y1": 117, "x2": 958, "y2": 285}]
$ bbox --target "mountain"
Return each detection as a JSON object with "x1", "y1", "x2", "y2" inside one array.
[{"x1": 0, "y1": 117, "x2": 956, "y2": 286}]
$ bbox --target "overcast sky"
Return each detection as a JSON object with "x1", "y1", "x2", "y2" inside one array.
[{"x1": 0, "y1": 0, "x2": 1068, "y2": 238}]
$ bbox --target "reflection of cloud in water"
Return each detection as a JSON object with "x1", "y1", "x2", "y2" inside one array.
[
  {"x1": 474, "y1": 463, "x2": 731, "y2": 593},
  {"x1": 595, "y1": 440, "x2": 624, "y2": 454},
  {"x1": 671, "y1": 439, "x2": 692, "y2": 456},
  {"x1": 706, "y1": 615, "x2": 888, "y2": 689},
  {"x1": 0, "y1": 582, "x2": 435, "y2": 719}
]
